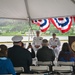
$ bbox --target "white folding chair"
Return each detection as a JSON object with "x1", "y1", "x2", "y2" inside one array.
[
  {"x1": 37, "y1": 61, "x2": 53, "y2": 66},
  {"x1": 52, "y1": 66, "x2": 73, "y2": 75},
  {"x1": 57, "y1": 61, "x2": 75, "y2": 74},
  {"x1": 37, "y1": 61, "x2": 53, "y2": 72},
  {"x1": 30, "y1": 66, "x2": 49, "y2": 73},
  {"x1": 14, "y1": 67, "x2": 24, "y2": 73},
  {"x1": 20, "y1": 74, "x2": 44, "y2": 75},
  {"x1": 57, "y1": 61, "x2": 75, "y2": 66},
  {"x1": 0, "y1": 74, "x2": 12, "y2": 75}
]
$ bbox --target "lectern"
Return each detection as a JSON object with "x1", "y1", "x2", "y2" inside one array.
[{"x1": 68, "y1": 36, "x2": 75, "y2": 52}]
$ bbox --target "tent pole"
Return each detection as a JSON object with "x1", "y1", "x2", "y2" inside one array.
[
  {"x1": 24, "y1": 0, "x2": 31, "y2": 20},
  {"x1": 24, "y1": 0, "x2": 33, "y2": 43},
  {"x1": 28, "y1": 19, "x2": 32, "y2": 43}
]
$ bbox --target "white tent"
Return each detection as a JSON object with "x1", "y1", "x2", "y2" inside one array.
[{"x1": 0, "y1": 0, "x2": 75, "y2": 20}]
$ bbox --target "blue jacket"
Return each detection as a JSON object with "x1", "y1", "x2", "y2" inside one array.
[
  {"x1": 0, "y1": 57, "x2": 16, "y2": 75},
  {"x1": 58, "y1": 51, "x2": 75, "y2": 62}
]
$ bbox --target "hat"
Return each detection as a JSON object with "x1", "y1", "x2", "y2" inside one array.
[
  {"x1": 12, "y1": 35, "x2": 23, "y2": 42},
  {"x1": 36, "y1": 30, "x2": 40, "y2": 33},
  {"x1": 42, "y1": 39, "x2": 48, "y2": 44},
  {"x1": 52, "y1": 33, "x2": 56, "y2": 36}
]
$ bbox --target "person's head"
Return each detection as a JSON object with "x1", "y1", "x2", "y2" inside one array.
[
  {"x1": 12, "y1": 35, "x2": 23, "y2": 46},
  {"x1": 21, "y1": 42, "x2": 26, "y2": 48},
  {"x1": 36, "y1": 30, "x2": 40, "y2": 37},
  {"x1": 0, "y1": 44, "x2": 8, "y2": 57},
  {"x1": 42, "y1": 39, "x2": 48, "y2": 46},
  {"x1": 27, "y1": 43, "x2": 32, "y2": 49},
  {"x1": 62, "y1": 42, "x2": 70, "y2": 51},
  {"x1": 52, "y1": 33, "x2": 56, "y2": 38}
]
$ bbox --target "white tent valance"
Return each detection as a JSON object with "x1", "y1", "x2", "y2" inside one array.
[{"x1": 0, "y1": 0, "x2": 75, "y2": 20}]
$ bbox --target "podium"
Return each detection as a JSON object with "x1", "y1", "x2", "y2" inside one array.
[{"x1": 68, "y1": 36, "x2": 75, "y2": 52}]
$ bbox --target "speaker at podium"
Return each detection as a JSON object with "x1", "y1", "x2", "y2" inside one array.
[{"x1": 68, "y1": 36, "x2": 75, "y2": 52}]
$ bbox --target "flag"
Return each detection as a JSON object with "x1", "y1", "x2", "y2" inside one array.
[
  {"x1": 32, "y1": 19, "x2": 50, "y2": 32},
  {"x1": 50, "y1": 17, "x2": 72, "y2": 33},
  {"x1": 73, "y1": 16, "x2": 75, "y2": 22}
]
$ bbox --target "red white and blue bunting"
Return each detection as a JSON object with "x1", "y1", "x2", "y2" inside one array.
[
  {"x1": 73, "y1": 16, "x2": 75, "y2": 22},
  {"x1": 32, "y1": 16, "x2": 75, "y2": 33},
  {"x1": 32, "y1": 19, "x2": 50, "y2": 32},
  {"x1": 50, "y1": 17, "x2": 72, "y2": 33}
]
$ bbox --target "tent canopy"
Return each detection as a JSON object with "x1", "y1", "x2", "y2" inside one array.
[{"x1": 0, "y1": 0, "x2": 75, "y2": 20}]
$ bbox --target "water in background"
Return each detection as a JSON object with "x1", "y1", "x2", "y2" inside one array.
[{"x1": 0, "y1": 36, "x2": 68, "y2": 48}]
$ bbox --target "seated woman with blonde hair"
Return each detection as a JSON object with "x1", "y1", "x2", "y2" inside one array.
[{"x1": 0, "y1": 44, "x2": 16, "y2": 75}]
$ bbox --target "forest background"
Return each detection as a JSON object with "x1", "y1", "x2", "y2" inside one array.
[{"x1": 0, "y1": 19, "x2": 75, "y2": 36}]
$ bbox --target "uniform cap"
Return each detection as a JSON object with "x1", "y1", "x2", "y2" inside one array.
[
  {"x1": 42, "y1": 39, "x2": 48, "y2": 45},
  {"x1": 52, "y1": 33, "x2": 56, "y2": 36},
  {"x1": 12, "y1": 35, "x2": 23, "y2": 42},
  {"x1": 36, "y1": 30, "x2": 40, "y2": 33}
]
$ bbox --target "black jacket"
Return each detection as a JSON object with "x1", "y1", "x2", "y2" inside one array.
[
  {"x1": 8, "y1": 45, "x2": 32, "y2": 73},
  {"x1": 37, "y1": 46, "x2": 55, "y2": 61}
]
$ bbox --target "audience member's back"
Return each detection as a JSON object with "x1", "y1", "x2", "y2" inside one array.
[
  {"x1": 8, "y1": 35, "x2": 32, "y2": 73},
  {"x1": 58, "y1": 42, "x2": 75, "y2": 62},
  {"x1": 0, "y1": 44, "x2": 16, "y2": 75},
  {"x1": 37, "y1": 39, "x2": 55, "y2": 61}
]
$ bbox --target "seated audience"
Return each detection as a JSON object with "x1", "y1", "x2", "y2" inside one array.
[
  {"x1": 27, "y1": 43, "x2": 35, "y2": 58},
  {"x1": 36, "y1": 39, "x2": 55, "y2": 62},
  {"x1": 8, "y1": 35, "x2": 32, "y2": 73},
  {"x1": 0, "y1": 44, "x2": 16, "y2": 75},
  {"x1": 58, "y1": 42, "x2": 75, "y2": 62},
  {"x1": 21, "y1": 42, "x2": 26, "y2": 48},
  {"x1": 21, "y1": 42, "x2": 35, "y2": 58}
]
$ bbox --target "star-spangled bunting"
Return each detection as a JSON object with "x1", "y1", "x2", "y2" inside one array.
[
  {"x1": 50, "y1": 17, "x2": 72, "y2": 33},
  {"x1": 73, "y1": 16, "x2": 75, "y2": 22},
  {"x1": 32, "y1": 19, "x2": 50, "y2": 32},
  {"x1": 32, "y1": 17, "x2": 74, "y2": 33}
]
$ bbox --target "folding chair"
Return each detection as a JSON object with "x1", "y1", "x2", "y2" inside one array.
[
  {"x1": 14, "y1": 67, "x2": 24, "y2": 73},
  {"x1": 20, "y1": 74, "x2": 45, "y2": 75},
  {"x1": 57, "y1": 61, "x2": 75, "y2": 66},
  {"x1": 57, "y1": 61, "x2": 75, "y2": 74},
  {"x1": 0, "y1": 74, "x2": 12, "y2": 75},
  {"x1": 52, "y1": 66, "x2": 73, "y2": 75},
  {"x1": 37, "y1": 61, "x2": 53, "y2": 66},
  {"x1": 37, "y1": 61, "x2": 53, "y2": 72},
  {"x1": 30, "y1": 66, "x2": 49, "y2": 73}
]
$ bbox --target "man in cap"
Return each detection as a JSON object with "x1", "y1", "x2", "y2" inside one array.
[
  {"x1": 8, "y1": 35, "x2": 32, "y2": 73},
  {"x1": 49, "y1": 33, "x2": 61, "y2": 60},
  {"x1": 32, "y1": 30, "x2": 43, "y2": 55},
  {"x1": 37, "y1": 39, "x2": 55, "y2": 61}
]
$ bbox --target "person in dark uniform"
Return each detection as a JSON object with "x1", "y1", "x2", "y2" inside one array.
[
  {"x1": 37, "y1": 39, "x2": 55, "y2": 62},
  {"x1": 20, "y1": 42, "x2": 35, "y2": 58},
  {"x1": 8, "y1": 35, "x2": 32, "y2": 73},
  {"x1": 27, "y1": 43, "x2": 35, "y2": 58}
]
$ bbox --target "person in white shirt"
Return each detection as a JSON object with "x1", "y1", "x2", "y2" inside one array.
[
  {"x1": 32, "y1": 30, "x2": 43, "y2": 55},
  {"x1": 49, "y1": 33, "x2": 61, "y2": 59}
]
